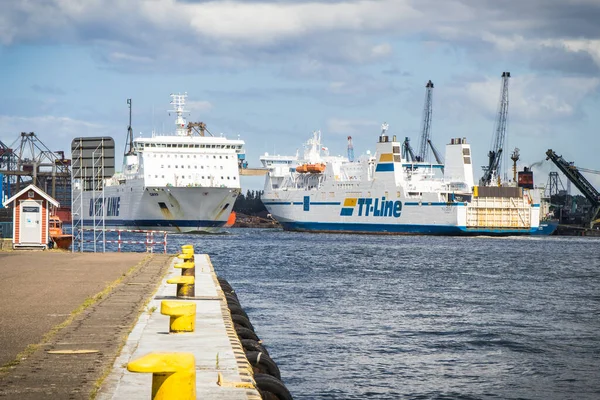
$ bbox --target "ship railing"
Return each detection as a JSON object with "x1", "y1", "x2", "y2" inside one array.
[{"x1": 79, "y1": 228, "x2": 168, "y2": 253}]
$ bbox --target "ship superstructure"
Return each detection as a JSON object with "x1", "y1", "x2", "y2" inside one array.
[
  {"x1": 261, "y1": 125, "x2": 557, "y2": 236},
  {"x1": 81, "y1": 94, "x2": 245, "y2": 233}
]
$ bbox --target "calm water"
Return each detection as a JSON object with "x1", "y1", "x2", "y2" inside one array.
[{"x1": 137, "y1": 229, "x2": 599, "y2": 398}]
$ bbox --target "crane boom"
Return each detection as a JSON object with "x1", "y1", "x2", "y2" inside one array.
[
  {"x1": 576, "y1": 167, "x2": 600, "y2": 175},
  {"x1": 545, "y1": 149, "x2": 600, "y2": 227},
  {"x1": 418, "y1": 80, "x2": 434, "y2": 162},
  {"x1": 481, "y1": 72, "x2": 510, "y2": 186},
  {"x1": 427, "y1": 139, "x2": 444, "y2": 165},
  {"x1": 402, "y1": 137, "x2": 417, "y2": 162}
]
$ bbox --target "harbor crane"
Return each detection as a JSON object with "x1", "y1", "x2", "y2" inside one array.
[
  {"x1": 481, "y1": 72, "x2": 510, "y2": 186},
  {"x1": 545, "y1": 149, "x2": 600, "y2": 228},
  {"x1": 402, "y1": 137, "x2": 417, "y2": 162},
  {"x1": 417, "y1": 80, "x2": 434, "y2": 162},
  {"x1": 427, "y1": 139, "x2": 444, "y2": 168}
]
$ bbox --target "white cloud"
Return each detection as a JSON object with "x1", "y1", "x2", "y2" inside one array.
[
  {"x1": 1, "y1": 0, "x2": 599, "y2": 74},
  {"x1": 186, "y1": 100, "x2": 213, "y2": 113},
  {"x1": 184, "y1": 1, "x2": 416, "y2": 44},
  {"x1": 450, "y1": 74, "x2": 600, "y2": 123},
  {"x1": 326, "y1": 118, "x2": 379, "y2": 135},
  {"x1": 371, "y1": 43, "x2": 393, "y2": 58},
  {"x1": 0, "y1": 115, "x2": 109, "y2": 149},
  {"x1": 549, "y1": 39, "x2": 600, "y2": 66},
  {"x1": 108, "y1": 52, "x2": 154, "y2": 64}
]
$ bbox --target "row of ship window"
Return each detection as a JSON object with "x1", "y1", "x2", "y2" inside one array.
[
  {"x1": 147, "y1": 154, "x2": 229, "y2": 159},
  {"x1": 152, "y1": 175, "x2": 236, "y2": 180},
  {"x1": 138, "y1": 143, "x2": 242, "y2": 149},
  {"x1": 158, "y1": 165, "x2": 225, "y2": 170}
]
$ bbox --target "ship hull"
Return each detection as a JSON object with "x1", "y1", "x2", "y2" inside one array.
[
  {"x1": 278, "y1": 221, "x2": 557, "y2": 236},
  {"x1": 263, "y1": 194, "x2": 558, "y2": 237},
  {"x1": 81, "y1": 183, "x2": 239, "y2": 233}
]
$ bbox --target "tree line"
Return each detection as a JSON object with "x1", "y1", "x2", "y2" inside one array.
[{"x1": 233, "y1": 190, "x2": 268, "y2": 215}]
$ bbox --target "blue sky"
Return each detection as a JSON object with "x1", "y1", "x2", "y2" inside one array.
[{"x1": 1, "y1": 0, "x2": 599, "y2": 191}]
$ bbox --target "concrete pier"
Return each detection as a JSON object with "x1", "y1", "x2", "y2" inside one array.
[{"x1": 98, "y1": 254, "x2": 260, "y2": 399}]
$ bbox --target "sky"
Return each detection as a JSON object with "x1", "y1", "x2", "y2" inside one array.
[{"x1": 1, "y1": 0, "x2": 599, "y2": 192}]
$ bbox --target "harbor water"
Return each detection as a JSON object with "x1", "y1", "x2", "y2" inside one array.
[{"x1": 137, "y1": 229, "x2": 599, "y2": 399}]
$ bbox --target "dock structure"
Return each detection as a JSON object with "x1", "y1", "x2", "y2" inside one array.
[
  {"x1": 98, "y1": 254, "x2": 260, "y2": 399},
  {"x1": 0, "y1": 251, "x2": 261, "y2": 399}
]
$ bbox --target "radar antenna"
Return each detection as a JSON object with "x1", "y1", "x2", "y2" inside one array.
[
  {"x1": 169, "y1": 93, "x2": 189, "y2": 136},
  {"x1": 381, "y1": 123, "x2": 389, "y2": 134}
]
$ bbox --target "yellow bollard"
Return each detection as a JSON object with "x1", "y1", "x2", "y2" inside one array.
[
  {"x1": 177, "y1": 252, "x2": 194, "y2": 261},
  {"x1": 161, "y1": 301, "x2": 196, "y2": 333},
  {"x1": 174, "y1": 260, "x2": 195, "y2": 277},
  {"x1": 127, "y1": 353, "x2": 196, "y2": 400},
  {"x1": 167, "y1": 276, "x2": 195, "y2": 298},
  {"x1": 179, "y1": 245, "x2": 194, "y2": 257}
]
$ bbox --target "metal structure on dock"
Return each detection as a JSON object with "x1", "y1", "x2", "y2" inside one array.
[
  {"x1": 545, "y1": 171, "x2": 566, "y2": 197},
  {"x1": 0, "y1": 132, "x2": 71, "y2": 213},
  {"x1": 71, "y1": 137, "x2": 115, "y2": 252},
  {"x1": 545, "y1": 149, "x2": 600, "y2": 228}
]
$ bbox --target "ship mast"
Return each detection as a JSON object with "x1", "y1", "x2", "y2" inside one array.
[
  {"x1": 124, "y1": 98, "x2": 135, "y2": 157},
  {"x1": 169, "y1": 93, "x2": 188, "y2": 136}
]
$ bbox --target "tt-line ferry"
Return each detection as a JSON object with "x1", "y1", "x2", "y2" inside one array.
[
  {"x1": 81, "y1": 93, "x2": 245, "y2": 233},
  {"x1": 260, "y1": 126, "x2": 557, "y2": 236}
]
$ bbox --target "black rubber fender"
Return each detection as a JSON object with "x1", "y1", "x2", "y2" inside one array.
[
  {"x1": 225, "y1": 293, "x2": 241, "y2": 307},
  {"x1": 217, "y1": 278, "x2": 237, "y2": 295},
  {"x1": 235, "y1": 326, "x2": 260, "y2": 341},
  {"x1": 254, "y1": 373, "x2": 292, "y2": 400},
  {"x1": 228, "y1": 303, "x2": 249, "y2": 320},
  {"x1": 232, "y1": 314, "x2": 254, "y2": 331},
  {"x1": 245, "y1": 351, "x2": 281, "y2": 380},
  {"x1": 217, "y1": 276, "x2": 232, "y2": 288},
  {"x1": 241, "y1": 339, "x2": 269, "y2": 356}
]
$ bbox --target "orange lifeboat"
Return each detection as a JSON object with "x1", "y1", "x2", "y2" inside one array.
[
  {"x1": 296, "y1": 163, "x2": 326, "y2": 173},
  {"x1": 307, "y1": 163, "x2": 326, "y2": 173},
  {"x1": 49, "y1": 215, "x2": 73, "y2": 250},
  {"x1": 296, "y1": 164, "x2": 309, "y2": 173}
]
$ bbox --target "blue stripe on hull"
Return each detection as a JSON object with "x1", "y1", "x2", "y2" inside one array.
[
  {"x1": 280, "y1": 221, "x2": 558, "y2": 236},
  {"x1": 280, "y1": 221, "x2": 463, "y2": 235},
  {"x1": 83, "y1": 219, "x2": 225, "y2": 229},
  {"x1": 459, "y1": 221, "x2": 558, "y2": 236}
]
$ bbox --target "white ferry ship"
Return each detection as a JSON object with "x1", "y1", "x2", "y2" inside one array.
[
  {"x1": 260, "y1": 126, "x2": 557, "y2": 236},
  {"x1": 81, "y1": 94, "x2": 244, "y2": 233}
]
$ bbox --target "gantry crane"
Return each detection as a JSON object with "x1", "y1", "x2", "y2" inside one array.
[
  {"x1": 417, "y1": 80, "x2": 434, "y2": 162},
  {"x1": 545, "y1": 149, "x2": 600, "y2": 227},
  {"x1": 481, "y1": 72, "x2": 510, "y2": 186}
]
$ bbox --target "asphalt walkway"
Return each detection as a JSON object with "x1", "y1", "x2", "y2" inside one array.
[{"x1": 0, "y1": 251, "x2": 171, "y2": 399}]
